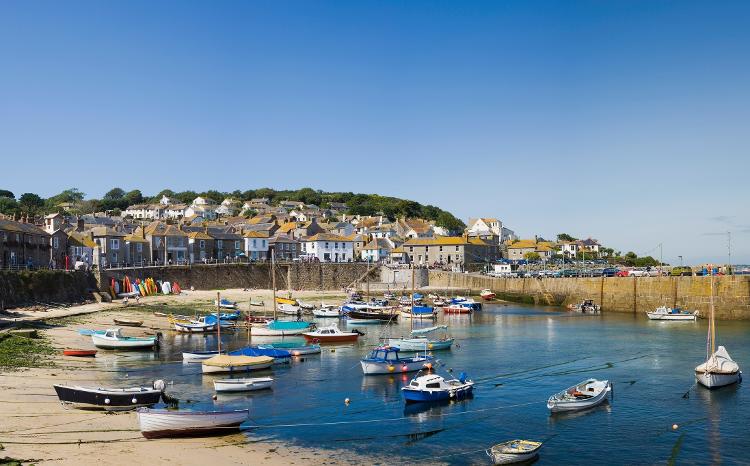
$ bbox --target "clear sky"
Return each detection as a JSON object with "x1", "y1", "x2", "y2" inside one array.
[{"x1": 1, "y1": 1, "x2": 748, "y2": 264}]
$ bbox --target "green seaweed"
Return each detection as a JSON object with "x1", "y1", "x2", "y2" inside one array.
[{"x1": 0, "y1": 335, "x2": 55, "y2": 371}]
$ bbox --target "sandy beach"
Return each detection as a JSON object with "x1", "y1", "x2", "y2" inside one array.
[{"x1": 0, "y1": 289, "x2": 396, "y2": 465}]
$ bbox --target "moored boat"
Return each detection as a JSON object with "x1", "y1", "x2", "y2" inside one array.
[
  {"x1": 401, "y1": 373, "x2": 474, "y2": 403},
  {"x1": 277, "y1": 303, "x2": 301, "y2": 315},
  {"x1": 568, "y1": 299, "x2": 601, "y2": 313},
  {"x1": 182, "y1": 350, "x2": 221, "y2": 361},
  {"x1": 213, "y1": 298, "x2": 238, "y2": 309},
  {"x1": 174, "y1": 321, "x2": 216, "y2": 333},
  {"x1": 229, "y1": 346, "x2": 291, "y2": 365},
  {"x1": 91, "y1": 328, "x2": 157, "y2": 350},
  {"x1": 480, "y1": 289, "x2": 496, "y2": 300},
  {"x1": 62, "y1": 348, "x2": 98, "y2": 357},
  {"x1": 647, "y1": 306, "x2": 697, "y2": 321},
  {"x1": 201, "y1": 354, "x2": 274, "y2": 374},
  {"x1": 547, "y1": 378, "x2": 611, "y2": 412},
  {"x1": 312, "y1": 304, "x2": 340, "y2": 318},
  {"x1": 258, "y1": 342, "x2": 321, "y2": 355},
  {"x1": 443, "y1": 304, "x2": 473, "y2": 314},
  {"x1": 400, "y1": 305, "x2": 438, "y2": 320},
  {"x1": 214, "y1": 377, "x2": 273, "y2": 393},
  {"x1": 302, "y1": 323, "x2": 360, "y2": 342},
  {"x1": 347, "y1": 309, "x2": 398, "y2": 323},
  {"x1": 486, "y1": 440, "x2": 543, "y2": 464},
  {"x1": 113, "y1": 318, "x2": 144, "y2": 327},
  {"x1": 360, "y1": 346, "x2": 433, "y2": 375},
  {"x1": 250, "y1": 320, "x2": 312, "y2": 336},
  {"x1": 387, "y1": 325, "x2": 454, "y2": 351},
  {"x1": 136, "y1": 408, "x2": 249, "y2": 439},
  {"x1": 53, "y1": 380, "x2": 165, "y2": 411}
]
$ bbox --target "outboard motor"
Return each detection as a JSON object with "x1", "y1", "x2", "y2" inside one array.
[{"x1": 459, "y1": 372, "x2": 467, "y2": 383}]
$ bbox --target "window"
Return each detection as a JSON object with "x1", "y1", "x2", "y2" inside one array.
[
  {"x1": 136, "y1": 243, "x2": 143, "y2": 252},
  {"x1": 409, "y1": 246, "x2": 413, "y2": 252},
  {"x1": 455, "y1": 246, "x2": 459, "y2": 251},
  {"x1": 252, "y1": 239, "x2": 257, "y2": 248},
  {"x1": 325, "y1": 242, "x2": 329, "y2": 248},
  {"x1": 439, "y1": 246, "x2": 443, "y2": 251},
  {"x1": 199, "y1": 240, "x2": 205, "y2": 250},
  {"x1": 335, "y1": 242, "x2": 339, "y2": 249},
  {"x1": 217, "y1": 240, "x2": 223, "y2": 249},
  {"x1": 111, "y1": 239, "x2": 120, "y2": 250},
  {"x1": 262, "y1": 240, "x2": 266, "y2": 248},
  {"x1": 112, "y1": 252, "x2": 118, "y2": 263},
  {"x1": 234, "y1": 240, "x2": 240, "y2": 250},
  {"x1": 53, "y1": 237, "x2": 59, "y2": 249}
]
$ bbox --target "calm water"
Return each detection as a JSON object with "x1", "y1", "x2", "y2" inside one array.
[{"x1": 106, "y1": 304, "x2": 749, "y2": 465}]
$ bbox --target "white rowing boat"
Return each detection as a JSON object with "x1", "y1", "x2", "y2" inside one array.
[
  {"x1": 136, "y1": 408, "x2": 249, "y2": 438},
  {"x1": 213, "y1": 377, "x2": 273, "y2": 393},
  {"x1": 547, "y1": 378, "x2": 611, "y2": 412},
  {"x1": 487, "y1": 440, "x2": 543, "y2": 464},
  {"x1": 647, "y1": 306, "x2": 697, "y2": 321},
  {"x1": 91, "y1": 328, "x2": 157, "y2": 350}
]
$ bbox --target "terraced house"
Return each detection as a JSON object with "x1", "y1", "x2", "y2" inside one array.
[
  {"x1": 145, "y1": 223, "x2": 188, "y2": 264},
  {"x1": 402, "y1": 236, "x2": 499, "y2": 267},
  {"x1": 0, "y1": 217, "x2": 51, "y2": 269}
]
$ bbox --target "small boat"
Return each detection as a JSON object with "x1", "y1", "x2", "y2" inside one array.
[
  {"x1": 214, "y1": 298, "x2": 238, "y2": 309},
  {"x1": 78, "y1": 329, "x2": 105, "y2": 336},
  {"x1": 302, "y1": 323, "x2": 360, "y2": 342},
  {"x1": 480, "y1": 289, "x2": 496, "y2": 300},
  {"x1": 250, "y1": 320, "x2": 311, "y2": 336},
  {"x1": 201, "y1": 315, "x2": 237, "y2": 328},
  {"x1": 201, "y1": 354, "x2": 274, "y2": 374},
  {"x1": 113, "y1": 318, "x2": 144, "y2": 327},
  {"x1": 182, "y1": 350, "x2": 221, "y2": 361},
  {"x1": 136, "y1": 408, "x2": 249, "y2": 439},
  {"x1": 312, "y1": 305, "x2": 340, "y2": 318},
  {"x1": 347, "y1": 309, "x2": 398, "y2": 323},
  {"x1": 647, "y1": 306, "x2": 698, "y2": 321},
  {"x1": 275, "y1": 297, "x2": 298, "y2": 306},
  {"x1": 249, "y1": 300, "x2": 264, "y2": 307},
  {"x1": 360, "y1": 346, "x2": 434, "y2": 375},
  {"x1": 568, "y1": 299, "x2": 601, "y2": 313},
  {"x1": 450, "y1": 297, "x2": 482, "y2": 311},
  {"x1": 383, "y1": 292, "x2": 396, "y2": 300},
  {"x1": 214, "y1": 377, "x2": 273, "y2": 393},
  {"x1": 388, "y1": 325, "x2": 454, "y2": 351},
  {"x1": 401, "y1": 373, "x2": 474, "y2": 403},
  {"x1": 297, "y1": 300, "x2": 315, "y2": 310},
  {"x1": 174, "y1": 321, "x2": 216, "y2": 333},
  {"x1": 400, "y1": 305, "x2": 438, "y2": 320},
  {"x1": 229, "y1": 346, "x2": 292, "y2": 365},
  {"x1": 63, "y1": 349, "x2": 98, "y2": 357},
  {"x1": 258, "y1": 342, "x2": 321, "y2": 356},
  {"x1": 444, "y1": 304, "x2": 473, "y2": 314},
  {"x1": 53, "y1": 381, "x2": 164, "y2": 411},
  {"x1": 91, "y1": 328, "x2": 157, "y2": 350},
  {"x1": 486, "y1": 440, "x2": 543, "y2": 465},
  {"x1": 277, "y1": 303, "x2": 302, "y2": 315},
  {"x1": 547, "y1": 379, "x2": 611, "y2": 412},
  {"x1": 117, "y1": 291, "x2": 141, "y2": 298},
  {"x1": 432, "y1": 299, "x2": 447, "y2": 307}
]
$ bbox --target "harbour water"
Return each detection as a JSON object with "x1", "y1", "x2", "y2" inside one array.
[{"x1": 109, "y1": 304, "x2": 748, "y2": 464}]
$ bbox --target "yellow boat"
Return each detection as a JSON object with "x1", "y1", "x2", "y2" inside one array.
[
  {"x1": 275, "y1": 297, "x2": 298, "y2": 306},
  {"x1": 201, "y1": 355, "x2": 274, "y2": 374}
]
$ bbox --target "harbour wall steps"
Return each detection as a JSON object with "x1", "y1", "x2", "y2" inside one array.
[{"x1": 428, "y1": 271, "x2": 750, "y2": 320}]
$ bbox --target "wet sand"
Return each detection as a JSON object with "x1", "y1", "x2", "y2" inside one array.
[{"x1": 0, "y1": 289, "x2": 383, "y2": 465}]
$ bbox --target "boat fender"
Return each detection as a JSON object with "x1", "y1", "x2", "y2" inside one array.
[
  {"x1": 153, "y1": 379, "x2": 167, "y2": 392},
  {"x1": 739, "y1": 372, "x2": 743, "y2": 383},
  {"x1": 132, "y1": 398, "x2": 137, "y2": 404},
  {"x1": 104, "y1": 398, "x2": 110, "y2": 405}
]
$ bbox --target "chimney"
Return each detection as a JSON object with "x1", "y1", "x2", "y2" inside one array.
[{"x1": 141, "y1": 226, "x2": 146, "y2": 239}]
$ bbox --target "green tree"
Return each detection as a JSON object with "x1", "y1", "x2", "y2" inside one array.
[
  {"x1": 557, "y1": 233, "x2": 577, "y2": 242},
  {"x1": 524, "y1": 252, "x2": 541, "y2": 262},
  {"x1": 123, "y1": 189, "x2": 144, "y2": 206},
  {"x1": 18, "y1": 193, "x2": 45, "y2": 214},
  {"x1": 0, "y1": 190, "x2": 14, "y2": 199},
  {"x1": 435, "y1": 211, "x2": 466, "y2": 233},
  {"x1": 48, "y1": 188, "x2": 85, "y2": 206},
  {"x1": 103, "y1": 187, "x2": 126, "y2": 200},
  {"x1": 0, "y1": 197, "x2": 19, "y2": 216}
]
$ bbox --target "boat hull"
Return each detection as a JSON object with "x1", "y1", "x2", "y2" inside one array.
[
  {"x1": 91, "y1": 335, "x2": 156, "y2": 350},
  {"x1": 214, "y1": 377, "x2": 273, "y2": 393},
  {"x1": 695, "y1": 370, "x2": 741, "y2": 388},
  {"x1": 547, "y1": 380, "x2": 611, "y2": 412},
  {"x1": 201, "y1": 361, "x2": 273, "y2": 374},
  {"x1": 53, "y1": 384, "x2": 161, "y2": 411},
  {"x1": 388, "y1": 338, "x2": 454, "y2": 351},
  {"x1": 360, "y1": 358, "x2": 432, "y2": 375},
  {"x1": 137, "y1": 408, "x2": 249, "y2": 439},
  {"x1": 174, "y1": 323, "x2": 216, "y2": 333},
  {"x1": 250, "y1": 326, "x2": 308, "y2": 336},
  {"x1": 113, "y1": 319, "x2": 144, "y2": 327},
  {"x1": 443, "y1": 306, "x2": 472, "y2": 314},
  {"x1": 647, "y1": 313, "x2": 696, "y2": 321},
  {"x1": 182, "y1": 351, "x2": 221, "y2": 361},
  {"x1": 303, "y1": 333, "x2": 359, "y2": 342},
  {"x1": 63, "y1": 349, "x2": 97, "y2": 357}
]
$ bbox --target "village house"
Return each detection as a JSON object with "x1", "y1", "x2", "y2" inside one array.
[
  {"x1": 269, "y1": 233, "x2": 300, "y2": 260},
  {"x1": 216, "y1": 198, "x2": 240, "y2": 217},
  {"x1": 123, "y1": 228, "x2": 151, "y2": 266},
  {"x1": 558, "y1": 241, "x2": 579, "y2": 258},
  {"x1": 0, "y1": 217, "x2": 51, "y2": 269},
  {"x1": 165, "y1": 204, "x2": 188, "y2": 219},
  {"x1": 294, "y1": 218, "x2": 326, "y2": 239},
  {"x1": 507, "y1": 239, "x2": 556, "y2": 262},
  {"x1": 396, "y1": 218, "x2": 434, "y2": 239},
  {"x1": 579, "y1": 238, "x2": 601, "y2": 254},
  {"x1": 348, "y1": 233, "x2": 369, "y2": 259},
  {"x1": 300, "y1": 233, "x2": 354, "y2": 262},
  {"x1": 124, "y1": 203, "x2": 165, "y2": 220},
  {"x1": 90, "y1": 226, "x2": 127, "y2": 268},
  {"x1": 360, "y1": 238, "x2": 393, "y2": 263},
  {"x1": 369, "y1": 225, "x2": 397, "y2": 239},
  {"x1": 144, "y1": 223, "x2": 189, "y2": 264},
  {"x1": 44, "y1": 213, "x2": 68, "y2": 268},
  {"x1": 66, "y1": 229, "x2": 96, "y2": 269},
  {"x1": 187, "y1": 229, "x2": 214, "y2": 263},
  {"x1": 402, "y1": 235, "x2": 499, "y2": 267},
  {"x1": 243, "y1": 231, "x2": 269, "y2": 261},
  {"x1": 208, "y1": 228, "x2": 243, "y2": 260},
  {"x1": 279, "y1": 200, "x2": 304, "y2": 211},
  {"x1": 327, "y1": 221, "x2": 355, "y2": 237}
]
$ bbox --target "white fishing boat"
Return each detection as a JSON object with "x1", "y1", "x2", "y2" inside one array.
[
  {"x1": 568, "y1": 299, "x2": 601, "y2": 313},
  {"x1": 182, "y1": 350, "x2": 221, "y2": 361},
  {"x1": 91, "y1": 328, "x2": 157, "y2": 350},
  {"x1": 302, "y1": 323, "x2": 361, "y2": 342},
  {"x1": 401, "y1": 373, "x2": 474, "y2": 402},
  {"x1": 486, "y1": 440, "x2": 543, "y2": 464},
  {"x1": 136, "y1": 408, "x2": 249, "y2": 439},
  {"x1": 213, "y1": 299, "x2": 237, "y2": 309},
  {"x1": 312, "y1": 304, "x2": 340, "y2": 318},
  {"x1": 213, "y1": 377, "x2": 273, "y2": 393},
  {"x1": 360, "y1": 346, "x2": 433, "y2": 375},
  {"x1": 174, "y1": 321, "x2": 216, "y2": 333},
  {"x1": 297, "y1": 300, "x2": 315, "y2": 310},
  {"x1": 547, "y1": 378, "x2": 611, "y2": 412},
  {"x1": 277, "y1": 303, "x2": 301, "y2": 315},
  {"x1": 695, "y1": 274, "x2": 741, "y2": 388},
  {"x1": 201, "y1": 354, "x2": 274, "y2": 374},
  {"x1": 257, "y1": 342, "x2": 321, "y2": 356},
  {"x1": 647, "y1": 306, "x2": 698, "y2": 321}
]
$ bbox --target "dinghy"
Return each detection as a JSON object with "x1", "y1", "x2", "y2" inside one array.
[
  {"x1": 113, "y1": 318, "x2": 144, "y2": 327},
  {"x1": 401, "y1": 373, "x2": 474, "y2": 403},
  {"x1": 136, "y1": 408, "x2": 249, "y2": 439},
  {"x1": 250, "y1": 320, "x2": 312, "y2": 336},
  {"x1": 53, "y1": 380, "x2": 165, "y2": 411},
  {"x1": 388, "y1": 325, "x2": 454, "y2": 351},
  {"x1": 229, "y1": 346, "x2": 291, "y2": 365},
  {"x1": 486, "y1": 440, "x2": 543, "y2": 464},
  {"x1": 480, "y1": 289, "x2": 496, "y2": 300},
  {"x1": 91, "y1": 328, "x2": 157, "y2": 350},
  {"x1": 258, "y1": 342, "x2": 321, "y2": 355},
  {"x1": 182, "y1": 350, "x2": 221, "y2": 361},
  {"x1": 174, "y1": 321, "x2": 216, "y2": 333},
  {"x1": 400, "y1": 305, "x2": 438, "y2": 320},
  {"x1": 214, "y1": 298, "x2": 238, "y2": 309},
  {"x1": 312, "y1": 304, "x2": 340, "y2": 317},
  {"x1": 62, "y1": 349, "x2": 98, "y2": 357},
  {"x1": 443, "y1": 304, "x2": 473, "y2": 314},
  {"x1": 214, "y1": 377, "x2": 273, "y2": 393},
  {"x1": 201, "y1": 354, "x2": 274, "y2": 374},
  {"x1": 547, "y1": 379, "x2": 611, "y2": 412},
  {"x1": 277, "y1": 303, "x2": 301, "y2": 315}
]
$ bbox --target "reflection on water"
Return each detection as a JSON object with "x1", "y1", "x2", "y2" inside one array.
[{"x1": 102, "y1": 304, "x2": 748, "y2": 464}]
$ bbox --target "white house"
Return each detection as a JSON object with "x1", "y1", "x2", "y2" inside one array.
[
  {"x1": 558, "y1": 241, "x2": 579, "y2": 257},
  {"x1": 124, "y1": 204, "x2": 165, "y2": 220},
  {"x1": 361, "y1": 238, "x2": 393, "y2": 263},
  {"x1": 579, "y1": 238, "x2": 601, "y2": 254},
  {"x1": 492, "y1": 263, "x2": 512, "y2": 275},
  {"x1": 243, "y1": 231, "x2": 269, "y2": 261},
  {"x1": 165, "y1": 204, "x2": 188, "y2": 219},
  {"x1": 300, "y1": 233, "x2": 353, "y2": 262},
  {"x1": 467, "y1": 218, "x2": 503, "y2": 237},
  {"x1": 216, "y1": 198, "x2": 240, "y2": 217},
  {"x1": 159, "y1": 195, "x2": 172, "y2": 205},
  {"x1": 185, "y1": 204, "x2": 217, "y2": 220}
]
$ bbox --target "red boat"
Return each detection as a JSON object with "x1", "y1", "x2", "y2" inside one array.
[
  {"x1": 302, "y1": 324, "x2": 360, "y2": 342},
  {"x1": 63, "y1": 349, "x2": 98, "y2": 357},
  {"x1": 480, "y1": 289, "x2": 496, "y2": 300},
  {"x1": 443, "y1": 305, "x2": 473, "y2": 314}
]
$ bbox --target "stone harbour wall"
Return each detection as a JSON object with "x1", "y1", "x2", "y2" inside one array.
[
  {"x1": 428, "y1": 271, "x2": 750, "y2": 320},
  {"x1": 0, "y1": 270, "x2": 96, "y2": 309}
]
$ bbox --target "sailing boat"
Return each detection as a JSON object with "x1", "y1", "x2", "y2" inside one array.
[
  {"x1": 250, "y1": 250, "x2": 312, "y2": 337},
  {"x1": 694, "y1": 272, "x2": 741, "y2": 388}
]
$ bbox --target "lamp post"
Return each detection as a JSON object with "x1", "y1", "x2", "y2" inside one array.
[{"x1": 678, "y1": 255, "x2": 683, "y2": 267}]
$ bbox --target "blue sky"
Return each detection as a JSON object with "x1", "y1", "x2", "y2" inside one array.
[{"x1": 1, "y1": 1, "x2": 748, "y2": 264}]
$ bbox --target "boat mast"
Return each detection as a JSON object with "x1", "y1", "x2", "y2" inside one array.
[
  {"x1": 366, "y1": 256, "x2": 370, "y2": 302},
  {"x1": 216, "y1": 291, "x2": 222, "y2": 354},
  {"x1": 709, "y1": 271, "x2": 715, "y2": 356},
  {"x1": 411, "y1": 265, "x2": 415, "y2": 332},
  {"x1": 271, "y1": 249, "x2": 277, "y2": 321}
]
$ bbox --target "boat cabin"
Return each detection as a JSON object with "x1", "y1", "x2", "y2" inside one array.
[{"x1": 366, "y1": 347, "x2": 403, "y2": 362}]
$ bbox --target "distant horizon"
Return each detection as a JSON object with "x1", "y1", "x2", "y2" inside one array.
[{"x1": 2, "y1": 1, "x2": 748, "y2": 264}]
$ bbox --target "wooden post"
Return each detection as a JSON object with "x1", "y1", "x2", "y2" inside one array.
[
  {"x1": 216, "y1": 291, "x2": 221, "y2": 353},
  {"x1": 672, "y1": 276, "x2": 678, "y2": 309},
  {"x1": 599, "y1": 275, "x2": 605, "y2": 312},
  {"x1": 633, "y1": 276, "x2": 637, "y2": 314}
]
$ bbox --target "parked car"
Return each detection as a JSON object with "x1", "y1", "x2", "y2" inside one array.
[
  {"x1": 670, "y1": 266, "x2": 693, "y2": 276},
  {"x1": 616, "y1": 269, "x2": 630, "y2": 277},
  {"x1": 603, "y1": 267, "x2": 619, "y2": 277}
]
